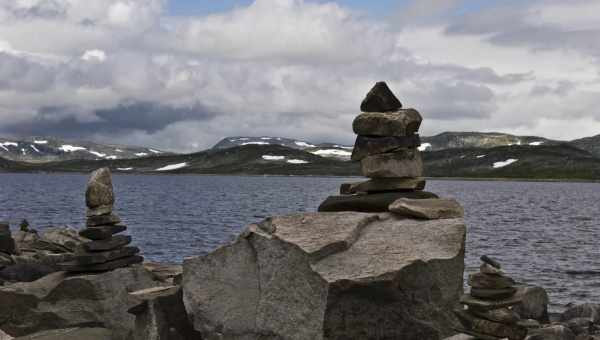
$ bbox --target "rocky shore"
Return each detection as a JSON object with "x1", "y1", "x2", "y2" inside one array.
[{"x1": 1, "y1": 83, "x2": 599, "y2": 340}]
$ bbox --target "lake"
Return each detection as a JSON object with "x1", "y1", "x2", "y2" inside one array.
[{"x1": 2, "y1": 173, "x2": 600, "y2": 312}]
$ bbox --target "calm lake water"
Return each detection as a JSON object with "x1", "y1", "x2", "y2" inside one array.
[{"x1": 1, "y1": 173, "x2": 600, "y2": 312}]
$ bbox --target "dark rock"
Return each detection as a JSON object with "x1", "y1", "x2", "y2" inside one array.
[
  {"x1": 318, "y1": 191, "x2": 439, "y2": 213},
  {"x1": 470, "y1": 287, "x2": 517, "y2": 300},
  {"x1": 389, "y1": 198, "x2": 464, "y2": 220},
  {"x1": 351, "y1": 134, "x2": 421, "y2": 161},
  {"x1": 454, "y1": 309, "x2": 527, "y2": 340},
  {"x1": 82, "y1": 235, "x2": 132, "y2": 252},
  {"x1": 0, "y1": 235, "x2": 16, "y2": 255},
  {"x1": 353, "y1": 109, "x2": 422, "y2": 137},
  {"x1": 481, "y1": 255, "x2": 502, "y2": 269},
  {"x1": 75, "y1": 247, "x2": 140, "y2": 265},
  {"x1": 142, "y1": 262, "x2": 183, "y2": 284},
  {"x1": 360, "y1": 149, "x2": 423, "y2": 178},
  {"x1": 513, "y1": 285, "x2": 550, "y2": 323},
  {"x1": 561, "y1": 304, "x2": 600, "y2": 324},
  {"x1": 86, "y1": 214, "x2": 121, "y2": 227},
  {"x1": 79, "y1": 225, "x2": 126, "y2": 240},
  {"x1": 460, "y1": 294, "x2": 522, "y2": 311},
  {"x1": 566, "y1": 317, "x2": 594, "y2": 335},
  {"x1": 0, "y1": 263, "x2": 56, "y2": 282},
  {"x1": 86, "y1": 167, "x2": 114, "y2": 209},
  {"x1": 360, "y1": 81, "x2": 402, "y2": 112},
  {"x1": 86, "y1": 205, "x2": 113, "y2": 217},
  {"x1": 517, "y1": 319, "x2": 541, "y2": 329},
  {"x1": 527, "y1": 325, "x2": 576, "y2": 340},
  {"x1": 13, "y1": 328, "x2": 113, "y2": 340},
  {"x1": 468, "y1": 307, "x2": 520, "y2": 324},
  {"x1": 468, "y1": 272, "x2": 516, "y2": 289},
  {"x1": 39, "y1": 227, "x2": 89, "y2": 252},
  {"x1": 340, "y1": 177, "x2": 425, "y2": 195},
  {"x1": 58, "y1": 255, "x2": 143, "y2": 272},
  {"x1": 128, "y1": 286, "x2": 202, "y2": 340},
  {"x1": 452, "y1": 328, "x2": 499, "y2": 340},
  {"x1": 480, "y1": 263, "x2": 504, "y2": 275}
]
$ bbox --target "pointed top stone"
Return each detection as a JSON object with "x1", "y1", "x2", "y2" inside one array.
[
  {"x1": 360, "y1": 82, "x2": 402, "y2": 113},
  {"x1": 85, "y1": 167, "x2": 114, "y2": 209}
]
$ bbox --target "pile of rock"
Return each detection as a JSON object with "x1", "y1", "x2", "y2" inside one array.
[
  {"x1": 0, "y1": 222, "x2": 16, "y2": 273},
  {"x1": 454, "y1": 255, "x2": 528, "y2": 340},
  {"x1": 58, "y1": 168, "x2": 142, "y2": 272}
]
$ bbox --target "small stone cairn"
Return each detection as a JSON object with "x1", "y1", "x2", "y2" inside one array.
[
  {"x1": 318, "y1": 81, "x2": 461, "y2": 214},
  {"x1": 454, "y1": 255, "x2": 528, "y2": 340},
  {"x1": 58, "y1": 167, "x2": 143, "y2": 272}
]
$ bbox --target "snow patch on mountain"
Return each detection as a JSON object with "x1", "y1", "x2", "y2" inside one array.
[
  {"x1": 493, "y1": 159, "x2": 518, "y2": 168},
  {"x1": 156, "y1": 162, "x2": 188, "y2": 171},
  {"x1": 287, "y1": 159, "x2": 309, "y2": 164},
  {"x1": 59, "y1": 145, "x2": 87, "y2": 152},
  {"x1": 418, "y1": 143, "x2": 432, "y2": 151},
  {"x1": 311, "y1": 149, "x2": 352, "y2": 157},
  {"x1": 262, "y1": 155, "x2": 285, "y2": 161}
]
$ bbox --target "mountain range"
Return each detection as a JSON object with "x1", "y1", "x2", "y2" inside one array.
[{"x1": 2, "y1": 132, "x2": 600, "y2": 180}]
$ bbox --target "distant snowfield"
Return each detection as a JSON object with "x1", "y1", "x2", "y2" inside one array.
[
  {"x1": 59, "y1": 145, "x2": 86, "y2": 152},
  {"x1": 287, "y1": 159, "x2": 309, "y2": 164},
  {"x1": 156, "y1": 162, "x2": 188, "y2": 171},
  {"x1": 117, "y1": 167, "x2": 133, "y2": 171},
  {"x1": 89, "y1": 150, "x2": 106, "y2": 158},
  {"x1": 294, "y1": 141, "x2": 315, "y2": 148},
  {"x1": 262, "y1": 155, "x2": 285, "y2": 161},
  {"x1": 135, "y1": 152, "x2": 149, "y2": 157},
  {"x1": 476, "y1": 155, "x2": 486, "y2": 158},
  {"x1": 493, "y1": 159, "x2": 519, "y2": 168},
  {"x1": 418, "y1": 143, "x2": 432, "y2": 151},
  {"x1": 242, "y1": 141, "x2": 269, "y2": 146},
  {"x1": 149, "y1": 149, "x2": 162, "y2": 154},
  {"x1": 30, "y1": 145, "x2": 40, "y2": 153},
  {"x1": 311, "y1": 149, "x2": 352, "y2": 157},
  {"x1": 33, "y1": 140, "x2": 48, "y2": 144},
  {"x1": 529, "y1": 141, "x2": 544, "y2": 146}
]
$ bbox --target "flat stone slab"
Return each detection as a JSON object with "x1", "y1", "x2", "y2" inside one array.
[
  {"x1": 351, "y1": 135, "x2": 421, "y2": 161},
  {"x1": 470, "y1": 287, "x2": 516, "y2": 300},
  {"x1": 360, "y1": 149, "x2": 423, "y2": 178},
  {"x1": 82, "y1": 235, "x2": 132, "y2": 252},
  {"x1": 468, "y1": 308, "x2": 520, "y2": 325},
  {"x1": 389, "y1": 198, "x2": 464, "y2": 220},
  {"x1": 454, "y1": 309, "x2": 527, "y2": 340},
  {"x1": 86, "y1": 214, "x2": 121, "y2": 227},
  {"x1": 59, "y1": 255, "x2": 143, "y2": 272},
  {"x1": 468, "y1": 273, "x2": 516, "y2": 289},
  {"x1": 460, "y1": 294, "x2": 522, "y2": 310},
  {"x1": 79, "y1": 225, "x2": 126, "y2": 240},
  {"x1": 360, "y1": 81, "x2": 402, "y2": 112},
  {"x1": 318, "y1": 191, "x2": 439, "y2": 213},
  {"x1": 74, "y1": 246, "x2": 140, "y2": 265},
  {"x1": 353, "y1": 109, "x2": 422, "y2": 137},
  {"x1": 340, "y1": 177, "x2": 425, "y2": 194}
]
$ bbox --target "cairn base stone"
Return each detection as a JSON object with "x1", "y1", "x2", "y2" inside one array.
[
  {"x1": 183, "y1": 212, "x2": 466, "y2": 340},
  {"x1": 79, "y1": 225, "x2": 126, "y2": 240},
  {"x1": 360, "y1": 150, "x2": 423, "y2": 178},
  {"x1": 74, "y1": 246, "x2": 140, "y2": 265},
  {"x1": 340, "y1": 177, "x2": 426, "y2": 194},
  {"x1": 454, "y1": 310, "x2": 527, "y2": 340},
  {"x1": 318, "y1": 191, "x2": 439, "y2": 213}
]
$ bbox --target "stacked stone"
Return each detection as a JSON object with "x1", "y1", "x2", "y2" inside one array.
[
  {"x1": 319, "y1": 81, "x2": 437, "y2": 213},
  {"x1": 0, "y1": 221, "x2": 16, "y2": 271},
  {"x1": 59, "y1": 167, "x2": 143, "y2": 272},
  {"x1": 454, "y1": 255, "x2": 528, "y2": 340}
]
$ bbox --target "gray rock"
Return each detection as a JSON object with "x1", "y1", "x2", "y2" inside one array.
[
  {"x1": 0, "y1": 329, "x2": 11, "y2": 340},
  {"x1": 340, "y1": 177, "x2": 425, "y2": 195},
  {"x1": 517, "y1": 319, "x2": 541, "y2": 329},
  {"x1": 86, "y1": 168, "x2": 114, "y2": 209},
  {"x1": 13, "y1": 328, "x2": 112, "y2": 340},
  {"x1": 566, "y1": 317, "x2": 593, "y2": 335},
  {"x1": 513, "y1": 286, "x2": 550, "y2": 323},
  {"x1": 183, "y1": 212, "x2": 466, "y2": 340},
  {"x1": 0, "y1": 263, "x2": 55, "y2": 282},
  {"x1": 468, "y1": 273, "x2": 516, "y2": 289},
  {"x1": 454, "y1": 309, "x2": 527, "y2": 340},
  {"x1": 481, "y1": 263, "x2": 504, "y2": 275},
  {"x1": 469, "y1": 307, "x2": 520, "y2": 324},
  {"x1": 318, "y1": 191, "x2": 439, "y2": 213},
  {"x1": 360, "y1": 149, "x2": 423, "y2": 178},
  {"x1": 74, "y1": 246, "x2": 140, "y2": 265},
  {"x1": 0, "y1": 226, "x2": 15, "y2": 254},
  {"x1": 481, "y1": 255, "x2": 502, "y2": 269},
  {"x1": 527, "y1": 325, "x2": 575, "y2": 340},
  {"x1": 128, "y1": 286, "x2": 202, "y2": 340},
  {"x1": 86, "y1": 205, "x2": 113, "y2": 217},
  {"x1": 39, "y1": 227, "x2": 89, "y2": 252},
  {"x1": 561, "y1": 304, "x2": 600, "y2": 324},
  {"x1": 0, "y1": 252, "x2": 13, "y2": 269},
  {"x1": 353, "y1": 109, "x2": 422, "y2": 137},
  {"x1": 142, "y1": 262, "x2": 183, "y2": 284},
  {"x1": 81, "y1": 235, "x2": 132, "y2": 252},
  {"x1": 79, "y1": 225, "x2": 126, "y2": 240},
  {"x1": 360, "y1": 81, "x2": 402, "y2": 112},
  {"x1": 0, "y1": 265, "x2": 157, "y2": 339},
  {"x1": 58, "y1": 255, "x2": 143, "y2": 272},
  {"x1": 460, "y1": 294, "x2": 522, "y2": 311},
  {"x1": 86, "y1": 214, "x2": 121, "y2": 227},
  {"x1": 389, "y1": 198, "x2": 464, "y2": 219},
  {"x1": 351, "y1": 134, "x2": 421, "y2": 161},
  {"x1": 11, "y1": 230, "x2": 40, "y2": 252}
]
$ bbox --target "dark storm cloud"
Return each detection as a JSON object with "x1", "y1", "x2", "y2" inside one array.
[{"x1": 2, "y1": 101, "x2": 216, "y2": 138}]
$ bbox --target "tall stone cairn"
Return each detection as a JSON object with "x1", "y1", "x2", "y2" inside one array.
[
  {"x1": 319, "y1": 81, "x2": 439, "y2": 213},
  {"x1": 454, "y1": 256, "x2": 528, "y2": 340},
  {"x1": 58, "y1": 167, "x2": 143, "y2": 272}
]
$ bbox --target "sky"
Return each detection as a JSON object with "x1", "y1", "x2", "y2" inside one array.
[{"x1": 1, "y1": 0, "x2": 600, "y2": 152}]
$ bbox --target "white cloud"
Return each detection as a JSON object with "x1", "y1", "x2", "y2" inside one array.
[{"x1": 81, "y1": 49, "x2": 106, "y2": 62}]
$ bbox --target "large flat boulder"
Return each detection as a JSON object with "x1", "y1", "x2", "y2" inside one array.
[
  {"x1": 0, "y1": 265, "x2": 158, "y2": 340},
  {"x1": 183, "y1": 212, "x2": 466, "y2": 340}
]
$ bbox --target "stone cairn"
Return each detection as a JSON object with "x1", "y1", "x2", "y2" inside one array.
[
  {"x1": 58, "y1": 167, "x2": 143, "y2": 272},
  {"x1": 454, "y1": 255, "x2": 528, "y2": 340},
  {"x1": 318, "y1": 81, "x2": 439, "y2": 213}
]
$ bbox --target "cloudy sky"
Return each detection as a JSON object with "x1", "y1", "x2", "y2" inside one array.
[{"x1": 1, "y1": 0, "x2": 600, "y2": 152}]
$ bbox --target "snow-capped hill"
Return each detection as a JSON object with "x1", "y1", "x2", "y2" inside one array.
[
  {"x1": 420, "y1": 132, "x2": 557, "y2": 152},
  {"x1": 0, "y1": 137, "x2": 171, "y2": 163},
  {"x1": 212, "y1": 136, "x2": 354, "y2": 160}
]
